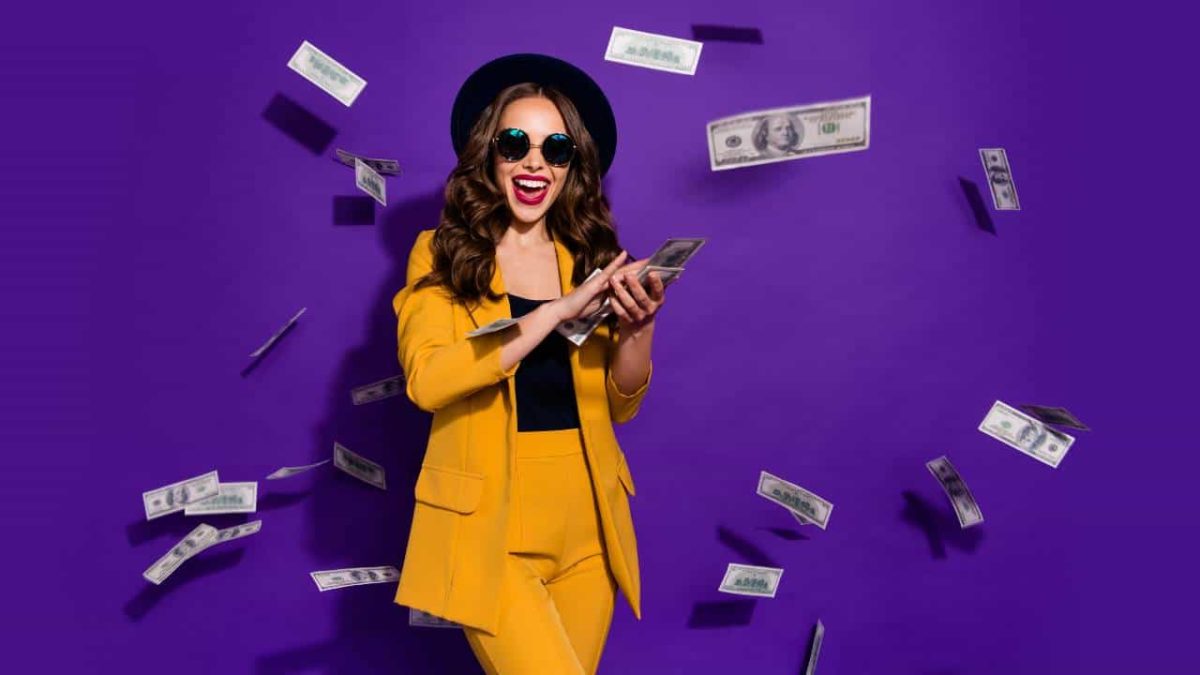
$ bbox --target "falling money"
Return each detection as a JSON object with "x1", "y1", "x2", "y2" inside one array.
[
  {"x1": 979, "y1": 400, "x2": 1075, "y2": 468},
  {"x1": 978, "y1": 148, "x2": 1020, "y2": 210},
  {"x1": 718, "y1": 563, "x2": 784, "y2": 598},
  {"x1": 310, "y1": 566, "x2": 399, "y2": 591},
  {"x1": 184, "y1": 482, "x2": 258, "y2": 515},
  {"x1": 334, "y1": 442, "x2": 387, "y2": 490},
  {"x1": 350, "y1": 375, "x2": 405, "y2": 405},
  {"x1": 266, "y1": 459, "x2": 330, "y2": 480},
  {"x1": 805, "y1": 619, "x2": 825, "y2": 675},
  {"x1": 756, "y1": 470, "x2": 834, "y2": 530},
  {"x1": 604, "y1": 26, "x2": 704, "y2": 76},
  {"x1": 925, "y1": 456, "x2": 983, "y2": 528},
  {"x1": 335, "y1": 149, "x2": 400, "y2": 176},
  {"x1": 142, "y1": 524, "x2": 219, "y2": 585},
  {"x1": 142, "y1": 470, "x2": 220, "y2": 520},
  {"x1": 249, "y1": 307, "x2": 306, "y2": 359},
  {"x1": 355, "y1": 158, "x2": 386, "y2": 206},
  {"x1": 708, "y1": 96, "x2": 870, "y2": 171},
  {"x1": 409, "y1": 608, "x2": 462, "y2": 629},
  {"x1": 286, "y1": 40, "x2": 367, "y2": 107}
]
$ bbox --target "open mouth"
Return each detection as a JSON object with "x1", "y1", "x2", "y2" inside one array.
[{"x1": 512, "y1": 176, "x2": 550, "y2": 206}]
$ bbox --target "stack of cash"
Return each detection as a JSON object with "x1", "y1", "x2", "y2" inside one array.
[{"x1": 556, "y1": 238, "x2": 705, "y2": 346}]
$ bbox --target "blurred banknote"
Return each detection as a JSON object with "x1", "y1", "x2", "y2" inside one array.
[
  {"x1": 708, "y1": 95, "x2": 870, "y2": 171},
  {"x1": 350, "y1": 375, "x2": 405, "y2": 405},
  {"x1": 214, "y1": 520, "x2": 262, "y2": 544},
  {"x1": 310, "y1": 566, "x2": 399, "y2": 591},
  {"x1": 604, "y1": 26, "x2": 703, "y2": 76},
  {"x1": 335, "y1": 149, "x2": 399, "y2": 176},
  {"x1": 142, "y1": 524, "x2": 218, "y2": 585},
  {"x1": 925, "y1": 456, "x2": 983, "y2": 528},
  {"x1": 979, "y1": 148, "x2": 1020, "y2": 210},
  {"x1": 286, "y1": 40, "x2": 366, "y2": 107},
  {"x1": 468, "y1": 318, "x2": 522, "y2": 338},
  {"x1": 266, "y1": 459, "x2": 330, "y2": 480},
  {"x1": 143, "y1": 470, "x2": 220, "y2": 520},
  {"x1": 355, "y1": 158, "x2": 386, "y2": 206},
  {"x1": 184, "y1": 482, "x2": 258, "y2": 515},
  {"x1": 979, "y1": 400, "x2": 1075, "y2": 468},
  {"x1": 647, "y1": 238, "x2": 706, "y2": 268},
  {"x1": 409, "y1": 608, "x2": 462, "y2": 629},
  {"x1": 250, "y1": 307, "x2": 306, "y2": 358},
  {"x1": 757, "y1": 470, "x2": 834, "y2": 530},
  {"x1": 718, "y1": 563, "x2": 784, "y2": 598},
  {"x1": 805, "y1": 619, "x2": 825, "y2": 675},
  {"x1": 334, "y1": 442, "x2": 387, "y2": 490},
  {"x1": 1017, "y1": 404, "x2": 1089, "y2": 431}
]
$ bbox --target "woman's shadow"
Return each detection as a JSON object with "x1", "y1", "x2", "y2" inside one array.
[{"x1": 254, "y1": 189, "x2": 481, "y2": 674}]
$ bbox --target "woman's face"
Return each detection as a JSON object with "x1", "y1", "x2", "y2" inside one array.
[
  {"x1": 767, "y1": 116, "x2": 794, "y2": 150},
  {"x1": 493, "y1": 96, "x2": 571, "y2": 226}
]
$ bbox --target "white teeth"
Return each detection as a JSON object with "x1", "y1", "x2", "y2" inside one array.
[{"x1": 515, "y1": 178, "x2": 548, "y2": 189}]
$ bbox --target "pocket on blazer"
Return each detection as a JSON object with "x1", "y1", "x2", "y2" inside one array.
[{"x1": 414, "y1": 464, "x2": 484, "y2": 514}]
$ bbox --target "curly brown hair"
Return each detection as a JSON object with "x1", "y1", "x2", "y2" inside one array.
[{"x1": 413, "y1": 82, "x2": 623, "y2": 306}]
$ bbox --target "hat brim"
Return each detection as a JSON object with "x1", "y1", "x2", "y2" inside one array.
[{"x1": 450, "y1": 53, "x2": 617, "y2": 176}]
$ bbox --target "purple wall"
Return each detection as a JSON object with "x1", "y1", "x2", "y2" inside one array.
[{"x1": 6, "y1": 1, "x2": 1196, "y2": 673}]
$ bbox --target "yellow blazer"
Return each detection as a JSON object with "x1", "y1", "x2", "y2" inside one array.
[{"x1": 391, "y1": 229, "x2": 652, "y2": 636}]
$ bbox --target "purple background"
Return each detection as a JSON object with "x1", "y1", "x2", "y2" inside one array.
[{"x1": 5, "y1": 1, "x2": 1196, "y2": 673}]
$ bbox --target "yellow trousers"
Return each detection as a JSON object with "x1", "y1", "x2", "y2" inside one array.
[{"x1": 465, "y1": 427, "x2": 617, "y2": 674}]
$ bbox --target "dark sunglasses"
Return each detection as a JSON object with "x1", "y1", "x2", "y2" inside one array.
[{"x1": 492, "y1": 128, "x2": 576, "y2": 167}]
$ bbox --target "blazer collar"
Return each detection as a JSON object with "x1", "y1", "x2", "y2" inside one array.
[{"x1": 469, "y1": 231, "x2": 575, "y2": 329}]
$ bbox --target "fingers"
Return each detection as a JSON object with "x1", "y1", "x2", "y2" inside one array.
[
  {"x1": 646, "y1": 271, "x2": 665, "y2": 301},
  {"x1": 625, "y1": 271, "x2": 655, "y2": 307},
  {"x1": 609, "y1": 271, "x2": 648, "y2": 322}
]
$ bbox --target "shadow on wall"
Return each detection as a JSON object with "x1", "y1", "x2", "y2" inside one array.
[{"x1": 253, "y1": 189, "x2": 482, "y2": 674}]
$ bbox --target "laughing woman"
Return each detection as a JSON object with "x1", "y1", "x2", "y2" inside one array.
[{"x1": 391, "y1": 53, "x2": 667, "y2": 674}]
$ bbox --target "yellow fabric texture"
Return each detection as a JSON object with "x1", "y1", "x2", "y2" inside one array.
[
  {"x1": 464, "y1": 427, "x2": 617, "y2": 674},
  {"x1": 392, "y1": 229, "x2": 650, "y2": 636}
]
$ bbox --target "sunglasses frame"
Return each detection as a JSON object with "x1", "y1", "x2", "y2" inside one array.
[{"x1": 492, "y1": 127, "x2": 577, "y2": 167}]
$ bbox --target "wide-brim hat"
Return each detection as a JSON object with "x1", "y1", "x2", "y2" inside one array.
[{"x1": 450, "y1": 53, "x2": 617, "y2": 176}]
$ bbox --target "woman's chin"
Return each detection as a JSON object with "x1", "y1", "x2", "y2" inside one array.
[{"x1": 506, "y1": 198, "x2": 552, "y2": 224}]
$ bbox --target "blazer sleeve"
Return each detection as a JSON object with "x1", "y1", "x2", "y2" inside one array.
[
  {"x1": 605, "y1": 324, "x2": 653, "y2": 424},
  {"x1": 393, "y1": 231, "x2": 520, "y2": 413}
]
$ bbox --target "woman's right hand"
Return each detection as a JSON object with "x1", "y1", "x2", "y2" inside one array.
[{"x1": 550, "y1": 250, "x2": 628, "y2": 323}]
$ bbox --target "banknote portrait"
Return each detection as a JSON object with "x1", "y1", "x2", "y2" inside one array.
[{"x1": 753, "y1": 112, "x2": 803, "y2": 157}]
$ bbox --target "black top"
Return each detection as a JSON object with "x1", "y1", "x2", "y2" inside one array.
[{"x1": 507, "y1": 293, "x2": 581, "y2": 431}]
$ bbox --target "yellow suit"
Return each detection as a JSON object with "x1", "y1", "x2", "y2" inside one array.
[{"x1": 392, "y1": 229, "x2": 651, "y2": 636}]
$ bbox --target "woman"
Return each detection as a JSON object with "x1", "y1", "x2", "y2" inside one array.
[{"x1": 391, "y1": 53, "x2": 667, "y2": 673}]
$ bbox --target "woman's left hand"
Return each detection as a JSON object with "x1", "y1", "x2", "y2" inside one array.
[{"x1": 607, "y1": 259, "x2": 666, "y2": 333}]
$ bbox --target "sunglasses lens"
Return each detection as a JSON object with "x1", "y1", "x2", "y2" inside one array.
[
  {"x1": 495, "y1": 128, "x2": 528, "y2": 161},
  {"x1": 542, "y1": 134, "x2": 576, "y2": 166}
]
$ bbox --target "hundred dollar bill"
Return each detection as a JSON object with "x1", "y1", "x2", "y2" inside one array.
[
  {"x1": 310, "y1": 566, "x2": 399, "y2": 591},
  {"x1": 408, "y1": 607, "x2": 462, "y2": 629},
  {"x1": 143, "y1": 470, "x2": 220, "y2": 520},
  {"x1": 757, "y1": 470, "x2": 834, "y2": 530},
  {"x1": 1017, "y1": 404, "x2": 1090, "y2": 431},
  {"x1": 978, "y1": 400, "x2": 1075, "y2": 468},
  {"x1": 805, "y1": 619, "x2": 825, "y2": 675},
  {"x1": 184, "y1": 482, "x2": 258, "y2": 515},
  {"x1": 142, "y1": 524, "x2": 218, "y2": 585},
  {"x1": 708, "y1": 95, "x2": 871, "y2": 171},
  {"x1": 979, "y1": 148, "x2": 1020, "y2": 210},
  {"x1": 605, "y1": 26, "x2": 704, "y2": 76},
  {"x1": 647, "y1": 238, "x2": 706, "y2": 268},
  {"x1": 334, "y1": 442, "x2": 387, "y2": 490},
  {"x1": 355, "y1": 158, "x2": 386, "y2": 206},
  {"x1": 925, "y1": 456, "x2": 983, "y2": 528},
  {"x1": 286, "y1": 40, "x2": 367, "y2": 107},
  {"x1": 250, "y1": 307, "x2": 306, "y2": 358},
  {"x1": 792, "y1": 511, "x2": 813, "y2": 526},
  {"x1": 467, "y1": 318, "x2": 521, "y2": 338},
  {"x1": 350, "y1": 375, "x2": 405, "y2": 405},
  {"x1": 335, "y1": 149, "x2": 400, "y2": 176},
  {"x1": 266, "y1": 458, "x2": 330, "y2": 480},
  {"x1": 718, "y1": 563, "x2": 784, "y2": 598},
  {"x1": 556, "y1": 265, "x2": 685, "y2": 347},
  {"x1": 213, "y1": 520, "x2": 262, "y2": 544}
]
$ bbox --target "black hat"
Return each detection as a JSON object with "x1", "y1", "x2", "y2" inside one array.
[{"x1": 450, "y1": 53, "x2": 618, "y2": 176}]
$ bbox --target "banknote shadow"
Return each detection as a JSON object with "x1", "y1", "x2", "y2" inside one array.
[
  {"x1": 717, "y1": 524, "x2": 783, "y2": 568},
  {"x1": 899, "y1": 490, "x2": 984, "y2": 559},
  {"x1": 956, "y1": 177, "x2": 996, "y2": 235},
  {"x1": 277, "y1": 188, "x2": 481, "y2": 673},
  {"x1": 690, "y1": 24, "x2": 764, "y2": 44},
  {"x1": 262, "y1": 93, "x2": 338, "y2": 155},
  {"x1": 761, "y1": 526, "x2": 810, "y2": 542},
  {"x1": 686, "y1": 599, "x2": 757, "y2": 629},
  {"x1": 123, "y1": 548, "x2": 246, "y2": 622},
  {"x1": 333, "y1": 195, "x2": 377, "y2": 226},
  {"x1": 240, "y1": 321, "x2": 302, "y2": 378}
]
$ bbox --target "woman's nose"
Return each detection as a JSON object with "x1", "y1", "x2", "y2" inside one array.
[{"x1": 521, "y1": 146, "x2": 545, "y2": 170}]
